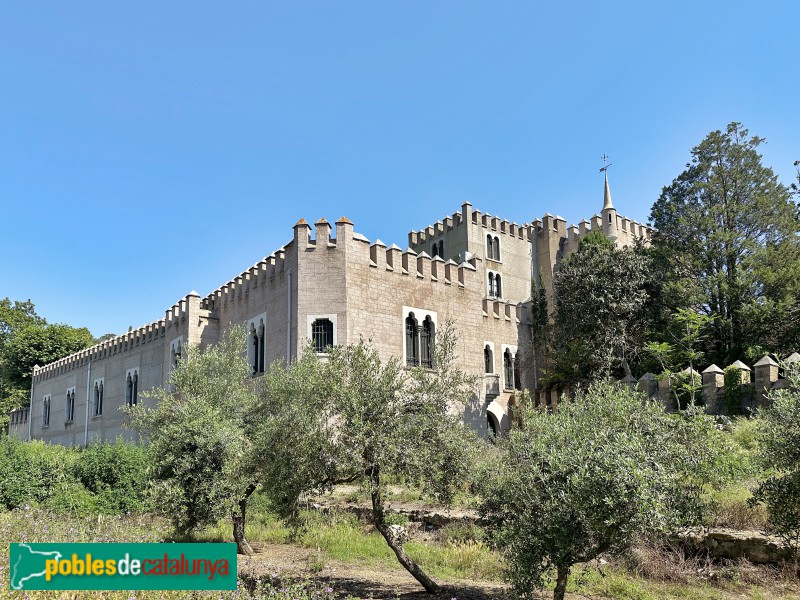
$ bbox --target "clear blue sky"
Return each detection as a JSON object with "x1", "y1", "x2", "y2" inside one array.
[{"x1": 1, "y1": 2, "x2": 798, "y2": 337}]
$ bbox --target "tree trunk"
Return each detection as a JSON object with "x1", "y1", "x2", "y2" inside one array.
[
  {"x1": 369, "y1": 468, "x2": 440, "y2": 594},
  {"x1": 553, "y1": 564, "x2": 570, "y2": 600},
  {"x1": 232, "y1": 483, "x2": 257, "y2": 555}
]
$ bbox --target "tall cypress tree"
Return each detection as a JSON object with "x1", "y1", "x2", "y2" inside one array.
[{"x1": 650, "y1": 123, "x2": 800, "y2": 364}]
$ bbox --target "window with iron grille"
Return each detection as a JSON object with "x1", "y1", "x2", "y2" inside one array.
[{"x1": 312, "y1": 318, "x2": 334, "y2": 353}]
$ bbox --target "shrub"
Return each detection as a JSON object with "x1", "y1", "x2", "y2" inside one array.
[
  {"x1": 479, "y1": 381, "x2": 713, "y2": 600},
  {"x1": 724, "y1": 367, "x2": 755, "y2": 416},
  {"x1": 750, "y1": 367, "x2": 800, "y2": 552},
  {"x1": 72, "y1": 438, "x2": 149, "y2": 514},
  {"x1": 0, "y1": 436, "x2": 76, "y2": 509}
]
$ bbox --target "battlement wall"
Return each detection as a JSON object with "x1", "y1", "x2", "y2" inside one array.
[
  {"x1": 31, "y1": 290, "x2": 213, "y2": 384},
  {"x1": 535, "y1": 352, "x2": 799, "y2": 414},
  {"x1": 560, "y1": 212, "x2": 653, "y2": 256},
  {"x1": 411, "y1": 202, "x2": 534, "y2": 246},
  {"x1": 32, "y1": 318, "x2": 167, "y2": 383}
]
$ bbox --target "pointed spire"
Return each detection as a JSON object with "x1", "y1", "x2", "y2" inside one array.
[{"x1": 603, "y1": 172, "x2": 614, "y2": 211}]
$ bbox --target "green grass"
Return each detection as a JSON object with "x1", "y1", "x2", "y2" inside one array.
[
  {"x1": 706, "y1": 481, "x2": 768, "y2": 529},
  {"x1": 297, "y1": 510, "x2": 503, "y2": 581},
  {"x1": 570, "y1": 567, "x2": 727, "y2": 600},
  {"x1": 3, "y1": 489, "x2": 798, "y2": 600}
]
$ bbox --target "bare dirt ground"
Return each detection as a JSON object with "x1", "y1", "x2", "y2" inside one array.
[
  {"x1": 239, "y1": 541, "x2": 511, "y2": 599},
  {"x1": 236, "y1": 488, "x2": 800, "y2": 600}
]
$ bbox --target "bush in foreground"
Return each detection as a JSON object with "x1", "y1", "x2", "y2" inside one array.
[{"x1": 479, "y1": 381, "x2": 714, "y2": 600}]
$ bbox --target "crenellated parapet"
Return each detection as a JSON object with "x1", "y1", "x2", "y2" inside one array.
[
  {"x1": 202, "y1": 248, "x2": 289, "y2": 312},
  {"x1": 410, "y1": 202, "x2": 538, "y2": 247},
  {"x1": 369, "y1": 239, "x2": 479, "y2": 288},
  {"x1": 32, "y1": 316, "x2": 170, "y2": 383},
  {"x1": 541, "y1": 352, "x2": 799, "y2": 416},
  {"x1": 409, "y1": 204, "x2": 468, "y2": 247},
  {"x1": 555, "y1": 210, "x2": 654, "y2": 256},
  {"x1": 481, "y1": 298, "x2": 524, "y2": 324},
  {"x1": 467, "y1": 202, "x2": 533, "y2": 241}
]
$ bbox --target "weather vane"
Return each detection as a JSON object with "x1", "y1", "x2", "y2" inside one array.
[{"x1": 599, "y1": 153, "x2": 612, "y2": 173}]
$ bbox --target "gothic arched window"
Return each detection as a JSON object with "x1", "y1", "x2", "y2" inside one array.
[
  {"x1": 405, "y1": 313, "x2": 419, "y2": 367},
  {"x1": 42, "y1": 396, "x2": 50, "y2": 427},
  {"x1": 488, "y1": 272, "x2": 502, "y2": 298},
  {"x1": 420, "y1": 316, "x2": 435, "y2": 369},
  {"x1": 126, "y1": 371, "x2": 139, "y2": 406},
  {"x1": 66, "y1": 390, "x2": 75, "y2": 422},
  {"x1": 94, "y1": 381, "x2": 104, "y2": 416},
  {"x1": 484, "y1": 345, "x2": 493, "y2": 373},
  {"x1": 504, "y1": 350, "x2": 514, "y2": 391}
]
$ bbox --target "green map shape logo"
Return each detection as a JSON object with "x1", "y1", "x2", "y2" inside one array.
[
  {"x1": 10, "y1": 543, "x2": 62, "y2": 590},
  {"x1": 9, "y1": 543, "x2": 237, "y2": 591}
]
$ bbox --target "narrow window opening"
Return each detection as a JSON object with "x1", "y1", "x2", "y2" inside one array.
[
  {"x1": 484, "y1": 345, "x2": 493, "y2": 373},
  {"x1": 420, "y1": 316, "x2": 435, "y2": 369},
  {"x1": 126, "y1": 374, "x2": 132, "y2": 406},
  {"x1": 504, "y1": 350, "x2": 514, "y2": 391},
  {"x1": 66, "y1": 391, "x2": 75, "y2": 422},
  {"x1": 405, "y1": 313, "x2": 419, "y2": 367},
  {"x1": 258, "y1": 325, "x2": 266, "y2": 372}
]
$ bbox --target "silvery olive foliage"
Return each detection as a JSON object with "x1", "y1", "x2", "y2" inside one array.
[
  {"x1": 260, "y1": 319, "x2": 478, "y2": 593},
  {"x1": 479, "y1": 382, "x2": 712, "y2": 600},
  {"x1": 127, "y1": 325, "x2": 262, "y2": 554}
]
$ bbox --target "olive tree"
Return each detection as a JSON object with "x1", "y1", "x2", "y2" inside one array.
[
  {"x1": 479, "y1": 382, "x2": 711, "y2": 600},
  {"x1": 261, "y1": 321, "x2": 476, "y2": 594},
  {"x1": 127, "y1": 326, "x2": 262, "y2": 555}
]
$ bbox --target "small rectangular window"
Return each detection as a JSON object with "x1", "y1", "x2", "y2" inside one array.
[{"x1": 311, "y1": 318, "x2": 334, "y2": 353}]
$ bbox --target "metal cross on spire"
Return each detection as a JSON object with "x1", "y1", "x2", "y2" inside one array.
[{"x1": 599, "y1": 153, "x2": 612, "y2": 173}]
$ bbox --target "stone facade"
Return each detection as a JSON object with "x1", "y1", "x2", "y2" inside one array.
[{"x1": 9, "y1": 178, "x2": 651, "y2": 444}]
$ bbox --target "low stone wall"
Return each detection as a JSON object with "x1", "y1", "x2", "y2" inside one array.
[
  {"x1": 675, "y1": 528, "x2": 796, "y2": 564},
  {"x1": 312, "y1": 500, "x2": 797, "y2": 565}
]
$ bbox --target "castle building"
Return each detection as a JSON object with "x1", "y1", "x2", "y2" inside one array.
[{"x1": 8, "y1": 177, "x2": 651, "y2": 444}]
